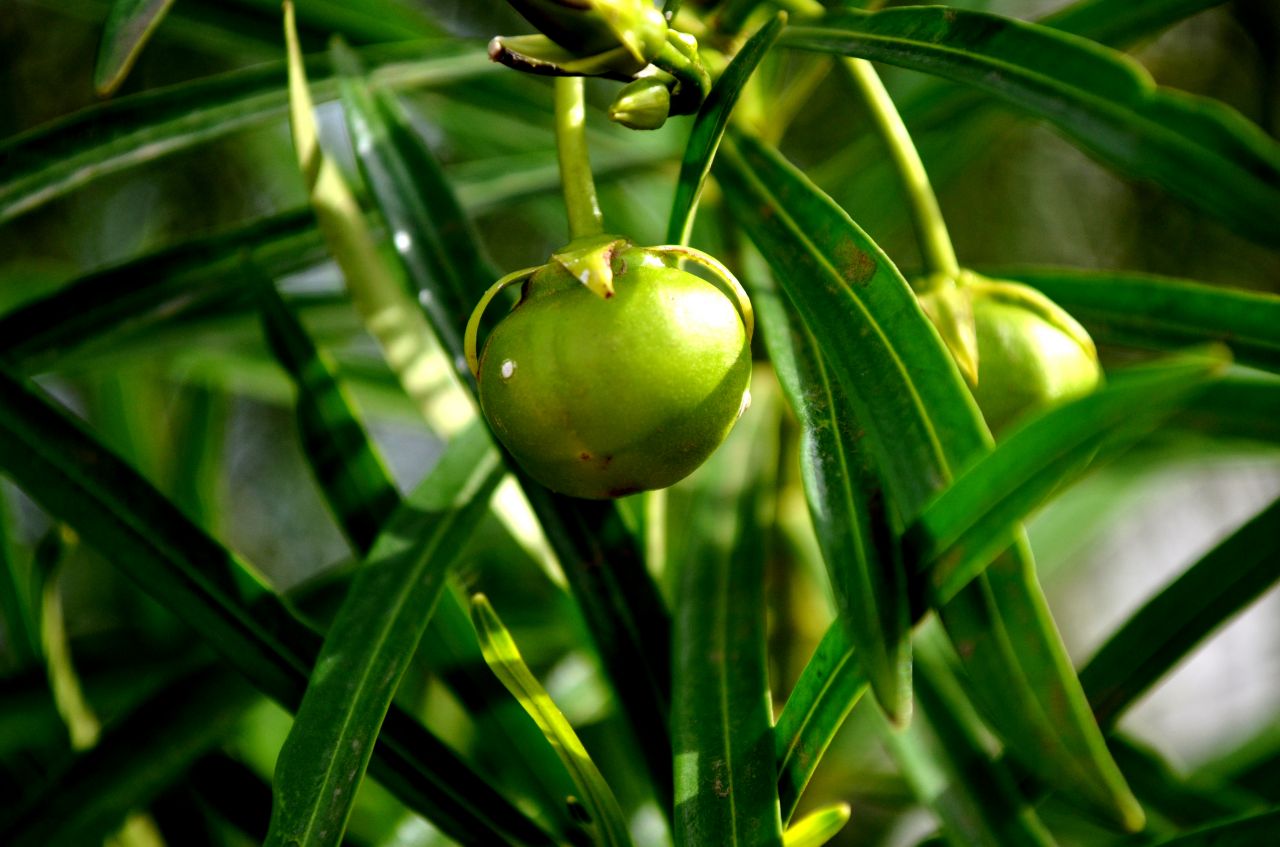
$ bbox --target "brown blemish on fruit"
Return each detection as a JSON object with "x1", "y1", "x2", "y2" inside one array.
[
  {"x1": 607, "y1": 485, "x2": 642, "y2": 498},
  {"x1": 579, "y1": 451, "x2": 592, "y2": 461}
]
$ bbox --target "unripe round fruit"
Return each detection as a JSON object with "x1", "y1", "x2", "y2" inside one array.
[
  {"x1": 477, "y1": 249, "x2": 751, "y2": 499},
  {"x1": 966, "y1": 279, "x2": 1101, "y2": 433}
]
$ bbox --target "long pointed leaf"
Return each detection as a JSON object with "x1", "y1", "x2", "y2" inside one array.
[
  {"x1": 779, "y1": 6, "x2": 1280, "y2": 245},
  {"x1": 716, "y1": 132, "x2": 1142, "y2": 830},
  {"x1": 94, "y1": 0, "x2": 176, "y2": 96},
  {"x1": 472, "y1": 595, "x2": 634, "y2": 847},
  {"x1": 0, "y1": 370, "x2": 557, "y2": 846},
  {"x1": 267, "y1": 423, "x2": 503, "y2": 847},
  {"x1": 757, "y1": 272, "x2": 906, "y2": 725},
  {"x1": 913, "y1": 353, "x2": 1226, "y2": 603},
  {"x1": 1148, "y1": 808, "x2": 1280, "y2": 846},
  {"x1": 673, "y1": 376, "x2": 783, "y2": 847},
  {"x1": 0, "y1": 41, "x2": 492, "y2": 226},
  {"x1": 774, "y1": 624, "x2": 867, "y2": 824},
  {"x1": 666, "y1": 11, "x2": 786, "y2": 245},
  {"x1": 1081, "y1": 495, "x2": 1280, "y2": 729}
]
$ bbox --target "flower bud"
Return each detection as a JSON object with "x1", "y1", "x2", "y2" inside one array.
[
  {"x1": 922, "y1": 274, "x2": 1101, "y2": 434},
  {"x1": 609, "y1": 77, "x2": 671, "y2": 129}
]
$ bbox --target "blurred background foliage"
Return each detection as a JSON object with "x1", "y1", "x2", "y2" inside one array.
[{"x1": 1, "y1": 2, "x2": 1279, "y2": 846}]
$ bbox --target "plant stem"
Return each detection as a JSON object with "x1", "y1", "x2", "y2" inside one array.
[
  {"x1": 843, "y1": 57, "x2": 960, "y2": 282},
  {"x1": 554, "y1": 76, "x2": 604, "y2": 240}
]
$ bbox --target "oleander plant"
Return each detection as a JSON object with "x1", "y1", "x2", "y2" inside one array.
[{"x1": 2, "y1": 1, "x2": 1279, "y2": 845}]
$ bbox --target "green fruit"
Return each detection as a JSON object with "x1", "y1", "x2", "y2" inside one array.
[
  {"x1": 966, "y1": 278, "x2": 1102, "y2": 434},
  {"x1": 476, "y1": 247, "x2": 752, "y2": 499}
]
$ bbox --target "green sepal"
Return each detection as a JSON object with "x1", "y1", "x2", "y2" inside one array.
[
  {"x1": 488, "y1": 33, "x2": 645, "y2": 79},
  {"x1": 918, "y1": 277, "x2": 978, "y2": 386},
  {"x1": 550, "y1": 234, "x2": 634, "y2": 299},
  {"x1": 652, "y1": 29, "x2": 711, "y2": 115}
]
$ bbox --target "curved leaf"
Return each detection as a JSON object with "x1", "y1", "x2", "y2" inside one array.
[
  {"x1": 1081, "y1": 495, "x2": 1280, "y2": 729},
  {"x1": 1148, "y1": 808, "x2": 1280, "y2": 847},
  {"x1": 774, "y1": 624, "x2": 867, "y2": 824},
  {"x1": 258, "y1": 281, "x2": 400, "y2": 552},
  {"x1": 0, "y1": 40, "x2": 491, "y2": 225},
  {"x1": 782, "y1": 803, "x2": 852, "y2": 847},
  {"x1": 913, "y1": 353, "x2": 1227, "y2": 603},
  {"x1": 267, "y1": 424, "x2": 503, "y2": 847},
  {"x1": 0, "y1": 370, "x2": 557, "y2": 847},
  {"x1": 716, "y1": 132, "x2": 1142, "y2": 830},
  {"x1": 990, "y1": 268, "x2": 1280, "y2": 375},
  {"x1": 779, "y1": 6, "x2": 1280, "y2": 244},
  {"x1": 666, "y1": 11, "x2": 786, "y2": 245},
  {"x1": 1041, "y1": 0, "x2": 1227, "y2": 47},
  {"x1": 94, "y1": 0, "x2": 176, "y2": 96},
  {"x1": 757, "y1": 273, "x2": 906, "y2": 725},
  {"x1": 472, "y1": 595, "x2": 634, "y2": 847}
]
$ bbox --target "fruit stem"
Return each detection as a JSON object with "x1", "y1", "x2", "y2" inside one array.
[
  {"x1": 843, "y1": 57, "x2": 960, "y2": 285},
  {"x1": 555, "y1": 76, "x2": 605, "y2": 240}
]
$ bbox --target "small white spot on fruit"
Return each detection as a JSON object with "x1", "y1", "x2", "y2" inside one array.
[
  {"x1": 500, "y1": 359, "x2": 516, "y2": 380},
  {"x1": 737, "y1": 389, "x2": 752, "y2": 420}
]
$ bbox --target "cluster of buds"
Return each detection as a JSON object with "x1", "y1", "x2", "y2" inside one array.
[{"x1": 489, "y1": 0, "x2": 710, "y2": 129}]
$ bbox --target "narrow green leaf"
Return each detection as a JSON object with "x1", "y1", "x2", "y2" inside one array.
[
  {"x1": 334, "y1": 42, "x2": 499, "y2": 367},
  {"x1": 1041, "y1": 0, "x2": 1227, "y2": 47},
  {"x1": 990, "y1": 268, "x2": 1280, "y2": 375},
  {"x1": 1147, "y1": 808, "x2": 1280, "y2": 847},
  {"x1": 267, "y1": 423, "x2": 503, "y2": 847},
  {"x1": 782, "y1": 803, "x2": 852, "y2": 847},
  {"x1": 257, "y1": 280, "x2": 400, "y2": 553},
  {"x1": 774, "y1": 624, "x2": 868, "y2": 824},
  {"x1": 904, "y1": 632, "x2": 1056, "y2": 847},
  {"x1": 673, "y1": 377, "x2": 784, "y2": 847},
  {"x1": 0, "y1": 210, "x2": 322, "y2": 375},
  {"x1": 779, "y1": 7, "x2": 1280, "y2": 245},
  {"x1": 666, "y1": 11, "x2": 786, "y2": 245},
  {"x1": 716, "y1": 132, "x2": 1142, "y2": 830},
  {"x1": 1080, "y1": 495, "x2": 1280, "y2": 729},
  {"x1": 0, "y1": 370, "x2": 557, "y2": 847},
  {"x1": 34, "y1": 528, "x2": 103, "y2": 753},
  {"x1": 1172, "y1": 375, "x2": 1280, "y2": 444},
  {"x1": 94, "y1": 0, "x2": 176, "y2": 96},
  {"x1": 0, "y1": 40, "x2": 492, "y2": 226},
  {"x1": 758, "y1": 269, "x2": 901, "y2": 769},
  {"x1": 0, "y1": 667, "x2": 257, "y2": 847},
  {"x1": 913, "y1": 353, "x2": 1227, "y2": 604},
  {"x1": 472, "y1": 594, "x2": 634, "y2": 847}
]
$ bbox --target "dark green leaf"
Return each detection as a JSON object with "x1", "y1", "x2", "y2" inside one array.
[
  {"x1": 94, "y1": 0, "x2": 176, "y2": 96},
  {"x1": 779, "y1": 7, "x2": 1280, "y2": 245},
  {"x1": 1171, "y1": 375, "x2": 1280, "y2": 444},
  {"x1": 334, "y1": 42, "x2": 498, "y2": 381},
  {"x1": 774, "y1": 624, "x2": 867, "y2": 824},
  {"x1": 990, "y1": 268, "x2": 1280, "y2": 375},
  {"x1": 0, "y1": 666, "x2": 257, "y2": 847},
  {"x1": 0, "y1": 491, "x2": 38, "y2": 669},
  {"x1": 267, "y1": 423, "x2": 503, "y2": 847},
  {"x1": 1109, "y1": 737, "x2": 1263, "y2": 829},
  {"x1": 881, "y1": 630, "x2": 1054, "y2": 847},
  {"x1": 913, "y1": 353, "x2": 1226, "y2": 603},
  {"x1": 716, "y1": 132, "x2": 1141, "y2": 830},
  {"x1": 0, "y1": 41, "x2": 492, "y2": 226},
  {"x1": 666, "y1": 11, "x2": 786, "y2": 245},
  {"x1": 1081, "y1": 495, "x2": 1280, "y2": 729},
  {"x1": 258, "y1": 280, "x2": 400, "y2": 553},
  {"x1": 672, "y1": 379, "x2": 783, "y2": 846},
  {"x1": 1147, "y1": 808, "x2": 1280, "y2": 846},
  {"x1": 1041, "y1": 0, "x2": 1227, "y2": 47},
  {"x1": 756, "y1": 271, "x2": 906, "y2": 724},
  {"x1": 0, "y1": 209, "x2": 322, "y2": 375},
  {"x1": 0, "y1": 370, "x2": 558, "y2": 847}
]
